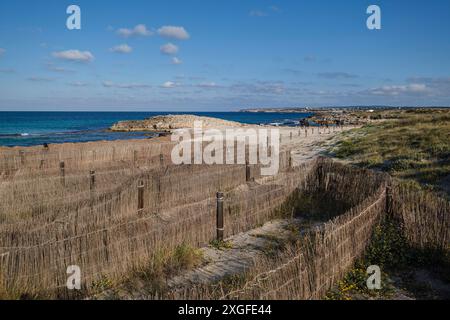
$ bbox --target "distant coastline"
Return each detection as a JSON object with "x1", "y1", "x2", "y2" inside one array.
[{"x1": 239, "y1": 106, "x2": 450, "y2": 113}]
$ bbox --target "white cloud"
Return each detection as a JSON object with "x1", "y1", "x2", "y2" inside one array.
[
  {"x1": 27, "y1": 76, "x2": 54, "y2": 82},
  {"x1": 367, "y1": 84, "x2": 429, "y2": 96},
  {"x1": 46, "y1": 63, "x2": 75, "y2": 73},
  {"x1": 52, "y1": 50, "x2": 94, "y2": 62},
  {"x1": 269, "y1": 6, "x2": 281, "y2": 12},
  {"x1": 160, "y1": 43, "x2": 179, "y2": 55},
  {"x1": 317, "y1": 72, "x2": 358, "y2": 79},
  {"x1": 158, "y1": 26, "x2": 190, "y2": 40},
  {"x1": 230, "y1": 81, "x2": 285, "y2": 95},
  {"x1": 197, "y1": 82, "x2": 219, "y2": 88},
  {"x1": 160, "y1": 81, "x2": 177, "y2": 88},
  {"x1": 250, "y1": 6, "x2": 281, "y2": 17},
  {"x1": 68, "y1": 81, "x2": 89, "y2": 87},
  {"x1": 0, "y1": 48, "x2": 5, "y2": 56},
  {"x1": 249, "y1": 10, "x2": 268, "y2": 17},
  {"x1": 117, "y1": 24, "x2": 152, "y2": 37},
  {"x1": 102, "y1": 81, "x2": 151, "y2": 89},
  {"x1": 171, "y1": 57, "x2": 182, "y2": 65},
  {"x1": 110, "y1": 44, "x2": 133, "y2": 54}
]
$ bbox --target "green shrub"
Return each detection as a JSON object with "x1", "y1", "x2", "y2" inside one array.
[{"x1": 364, "y1": 219, "x2": 409, "y2": 269}]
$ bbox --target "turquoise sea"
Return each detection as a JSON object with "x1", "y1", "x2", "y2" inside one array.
[{"x1": 0, "y1": 112, "x2": 312, "y2": 147}]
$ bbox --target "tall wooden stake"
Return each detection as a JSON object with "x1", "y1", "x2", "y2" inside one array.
[{"x1": 216, "y1": 192, "x2": 224, "y2": 241}]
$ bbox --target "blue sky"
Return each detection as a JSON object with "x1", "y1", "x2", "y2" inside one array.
[{"x1": 0, "y1": 0, "x2": 449, "y2": 111}]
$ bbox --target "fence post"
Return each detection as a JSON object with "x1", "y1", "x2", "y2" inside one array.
[
  {"x1": 245, "y1": 160, "x2": 251, "y2": 182},
  {"x1": 216, "y1": 192, "x2": 224, "y2": 241},
  {"x1": 19, "y1": 150, "x2": 25, "y2": 165},
  {"x1": 386, "y1": 185, "x2": 392, "y2": 215},
  {"x1": 138, "y1": 180, "x2": 144, "y2": 214},
  {"x1": 90, "y1": 170, "x2": 96, "y2": 193},
  {"x1": 134, "y1": 150, "x2": 138, "y2": 166},
  {"x1": 288, "y1": 151, "x2": 292, "y2": 168},
  {"x1": 305, "y1": 129, "x2": 308, "y2": 137},
  {"x1": 290, "y1": 132, "x2": 293, "y2": 140},
  {"x1": 59, "y1": 161, "x2": 65, "y2": 186},
  {"x1": 160, "y1": 154, "x2": 164, "y2": 167}
]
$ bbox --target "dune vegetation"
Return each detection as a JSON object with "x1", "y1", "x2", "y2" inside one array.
[{"x1": 332, "y1": 109, "x2": 450, "y2": 196}]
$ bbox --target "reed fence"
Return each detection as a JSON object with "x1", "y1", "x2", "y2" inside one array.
[
  {"x1": 391, "y1": 183, "x2": 449, "y2": 252},
  {"x1": 1, "y1": 142, "x2": 447, "y2": 300},
  {"x1": 0, "y1": 142, "x2": 302, "y2": 297},
  {"x1": 167, "y1": 159, "x2": 390, "y2": 299}
]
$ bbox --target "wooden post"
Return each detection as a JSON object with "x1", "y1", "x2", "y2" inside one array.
[
  {"x1": 138, "y1": 180, "x2": 144, "y2": 214},
  {"x1": 216, "y1": 192, "x2": 224, "y2": 241},
  {"x1": 160, "y1": 154, "x2": 164, "y2": 167},
  {"x1": 59, "y1": 161, "x2": 65, "y2": 186},
  {"x1": 19, "y1": 150, "x2": 25, "y2": 165},
  {"x1": 245, "y1": 160, "x2": 251, "y2": 182},
  {"x1": 39, "y1": 159, "x2": 45, "y2": 169},
  {"x1": 305, "y1": 129, "x2": 308, "y2": 137},
  {"x1": 386, "y1": 185, "x2": 392, "y2": 215},
  {"x1": 290, "y1": 132, "x2": 293, "y2": 140},
  {"x1": 288, "y1": 152, "x2": 292, "y2": 168},
  {"x1": 89, "y1": 170, "x2": 96, "y2": 193},
  {"x1": 133, "y1": 150, "x2": 138, "y2": 166}
]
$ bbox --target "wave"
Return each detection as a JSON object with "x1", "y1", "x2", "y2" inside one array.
[
  {"x1": 0, "y1": 129, "x2": 99, "y2": 138},
  {"x1": 0, "y1": 133, "x2": 33, "y2": 138},
  {"x1": 267, "y1": 119, "x2": 300, "y2": 127}
]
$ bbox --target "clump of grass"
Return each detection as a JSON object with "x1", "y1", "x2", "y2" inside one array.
[
  {"x1": 209, "y1": 239, "x2": 233, "y2": 250},
  {"x1": 90, "y1": 275, "x2": 114, "y2": 293},
  {"x1": 325, "y1": 262, "x2": 394, "y2": 300},
  {"x1": 364, "y1": 219, "x2": 410, "y2": 269},
  {"x1": 172, "y1": 243, "x2": 204, "y2": 270},
  {"x1": 127, "y1": 243, "x2": 204, "y2": 295}
]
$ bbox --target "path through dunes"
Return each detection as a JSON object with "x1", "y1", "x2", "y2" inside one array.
[{"x1": 94, "y1": 219, "x2": 321, "y2": 299}]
